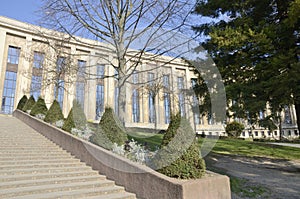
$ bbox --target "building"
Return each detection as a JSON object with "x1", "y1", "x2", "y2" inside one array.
[{"x1": 0, "y1": 16, "x2": 298, "y2": 139}]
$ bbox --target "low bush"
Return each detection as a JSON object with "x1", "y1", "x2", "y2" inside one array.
[
  {"x1": 30, "y1": 97, "x2": 48, "y2": 116},
  {"x1": 152, "y1": 113, "x2": 206, "y2": 179},
  {"x1": 62, "y1": 100, "x2": 86, "y2": 133},
  {"x1": 17, "y1": 95, "x2": 28, "y2": 110},
  {"x1": 226, "y1": 121, "x2": 245, "y2": 138},
  {"x1": 44, "y1": 100, "x2": 64, "y2": 124},
  {"x1": 90, "y1": 107, "x2": 127, "y2": 149},
  {"x1": 22, "y1": 95, "x2": 35, "y2": 112}
]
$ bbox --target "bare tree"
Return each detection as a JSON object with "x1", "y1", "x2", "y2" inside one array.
[{"x1": 39, "y1": 0, "x2": 196, "y2": 123}]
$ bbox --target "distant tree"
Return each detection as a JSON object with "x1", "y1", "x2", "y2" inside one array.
[
  {"x1": 259, "y1": 116, "x2": 278, "y2": 138},
  {"x1": 225, "y1": 121, "x2": 245, "y2": 138},
  {"x1": 193, "y1": 0, "x2": 300, "y2": 134}
]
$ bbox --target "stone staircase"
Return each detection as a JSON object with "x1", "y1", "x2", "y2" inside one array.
[{"x1": 0, "y1": 115, "x2": 136, "y2": 199}]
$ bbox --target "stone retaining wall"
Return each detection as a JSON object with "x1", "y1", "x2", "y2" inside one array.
[{"x1": 13, "y1": 110, "x2": 231, "y2": 199}]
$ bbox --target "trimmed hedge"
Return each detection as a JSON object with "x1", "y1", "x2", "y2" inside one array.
[
  {"x1": 62, "y1": 100, "x2": 87, "y2": 133},
  {"x1": 155, "y1": 113, "x2": 206, "y2": 179},
  {"x1": 17, "y1": 95, "x2": 28, "y2": 110},
  {"x1": 30, "y1": 97, "x2": 48, "y2": 116},
  {"x1": 90, "y1": 107, "x2": 127, "y2": 149},
  {"x1": 22, "y1": 95, "x2": 35, "y2": 112},
  {"x1": 44, "y1": 100, "x2": 64, "y2": 123}
]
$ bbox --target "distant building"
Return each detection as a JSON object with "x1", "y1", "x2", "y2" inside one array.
[{"x1": 0, "y1": 16, "x2": 298, "y2": 139}]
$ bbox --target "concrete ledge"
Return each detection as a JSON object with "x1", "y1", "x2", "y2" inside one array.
[{"x1": 13, "y1": 110, "x2": 231, "y2": 199}]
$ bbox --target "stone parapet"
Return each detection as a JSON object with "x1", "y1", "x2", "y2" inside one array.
[{"x1": 13, "y1": 110, "x2": 231, "y2": 199}]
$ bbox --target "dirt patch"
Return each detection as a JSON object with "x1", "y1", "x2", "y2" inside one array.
[{"x1": 205, "y1": 154, "x2": 300, "y2": 199}]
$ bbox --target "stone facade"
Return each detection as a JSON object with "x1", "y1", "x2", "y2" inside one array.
[{"x1": 0, "y1": 16, "x2": 298, "y2": 139}]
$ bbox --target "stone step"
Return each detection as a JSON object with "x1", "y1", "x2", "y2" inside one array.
[
  {"x1": 0, "y1": 158, "x2": 81, "y2": 166},
  {"x1": 0, "y1": 162, "x2": 86, "y2": 170},
  {"x1": 0, "y1": 175, "x2": 107, "y2": 189},
  {"x1": 0, "y1": 170, "x2": 100, "y2": 182},
  {"x1": 0, "y1": 146, "x2": 63, "y2": 151},
  {"x1": 0, "y1": 165, "x2": 94, "y2": 176},
  {"x1": 0, "y1": 154, "x2": 78, "y2": 161},
  {"x1": 0, "y1": 180, "x2": 118, "y2": 198},
  {"x1": 0, "y1": 116, "x2": 136, "y2": 199},
  {"x1": 0, "y1": 151, "x2": 72, "y2": 157},
  {"x1": 8, "y1": 186, "x2": 127, "y2": 199}
]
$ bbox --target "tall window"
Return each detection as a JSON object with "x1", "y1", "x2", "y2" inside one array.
[
  {"x1": 284, "y1": 105, "x2": 292, "y2": 124},
  {"x1": 95, "y1": 65, "x2": 105, "y2": 120},
  {"x1": 259, "y1": 110, "x2": 264, "y2": 120},
  {"x1": 132, "y1": 71, "x2": 139, "y2": 122},
  {"x1": 33, "y1": 52, "x2": 44, "y2": 69},
  {"x1": 30, "y1": 52, "x2": 44, "y2": 100},
  {"x1": 163, "y1": 75, "x2": 171, "y2": 124},
  {"x1": 7, "y1": 46, "x2": 20, "y2": 64},
  {"x1": 77, "y1": 60, "x2": 86, "y2": 78},
  {"x1": 148, "y1": 73, "x2": 155, "y2": 123},
  {"x1": 97, "y1": 64, "x2": 105, "y2": 78},
  {"x1": 53, "y1": 57, "x2": 66, "y2": 108},
  {"x1": 191, "y1": 78, "x2": 200, "y2": 125},
  {"x1": 1, "y1": 72, "x2": 17, "y2": 114},
  {"x1": 76, "y1": 82, "x2": 85, "y2": 109},
  {"x1": 30, "y1": 76, "x2": 42, "y2": 100},
  {"x1": 57, "y1": 57, "x2": 66, "y2": 73},
  {"x1": 1, "y1": 46, "x2": 20, "y2": 114},
  {"x1": 177, "y1": 77, "x2": 185, "y2": 117},
  {"x1": 54, "y1": 80, "x2": 64, "y2": 108},
  {"x1": 76, "y1": 60, "x2": 86, "y2": 109}
]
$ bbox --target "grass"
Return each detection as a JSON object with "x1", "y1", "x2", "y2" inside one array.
[
  {"x1": 127, "y1": 132, "x2": 164, "y2": 151},
  {"x1": 211, "y1": 138, "x2": 300, "y2": 160},
  {"x1": 128, "y1": 133, "x2": 300, "y2": 160},
  {"x1": 230, "y1": 176, "x2": 270, "y2": 198}
]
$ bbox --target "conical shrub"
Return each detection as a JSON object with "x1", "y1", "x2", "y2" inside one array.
[
  {"x1": 22, "y1": 95, "x2": 35, "y2": 112},
  {"x1": 62, "y1": 100, "x2": 87, "y2": 133},
  {"x1": 90, "y1": 107, "x2": 127, "y2": 148},
  {"x1": 30, "y1": 97, "x2": 48, "y2": 116},
  {"x1": 17, "y1": 95, "x2": 28, "y2": 110},
  {"x1": 44, "y1": 100, "x2": 64, "y2": 123},
  {"x1": 153, "y1": 113, "x2": 206, "y2": 179}
]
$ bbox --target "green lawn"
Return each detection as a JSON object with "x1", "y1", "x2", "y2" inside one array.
[
  {"x1": 128, "y1": 133, "x2": 300, "y2": 160},
  {"x1": 211, "y1": 138, "x2": 300, "y2": 160},
  {"x1": 127, "y1": 132, "x2": 164, "y2": 151}
]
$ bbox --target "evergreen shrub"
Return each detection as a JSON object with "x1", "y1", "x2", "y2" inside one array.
[
  {"x1": 30, "y1": 97, "x2": 48, "y2": 116},
  {"x1": 22, "y1": 95, "x2": 36, "y2": 112},
  {"x1": 44, "y1": 100, "x2": 64, "y2": 124},
  {"x1": 90, "y1": 107, "x2": 127, "y2": 149},
  {"x1": 17, "y1": 95, "x2": 28, "y2": 110},
  {"x1": 153, "y1": 113, "x2": 206, "y2": 179},
  {"x1": 62, "y1": 100, "x2": 87, "y2": 133}
]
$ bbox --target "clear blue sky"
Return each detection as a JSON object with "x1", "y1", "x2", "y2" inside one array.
[{"x1": 0, "y1": 0, "x2": 42, "y2": 24}]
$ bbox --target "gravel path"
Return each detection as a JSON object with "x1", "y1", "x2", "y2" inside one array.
[{"x1": 205, "y1": 154, "x2": 300, "y2": 199}]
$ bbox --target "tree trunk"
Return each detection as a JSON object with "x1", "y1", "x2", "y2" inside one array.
[
  {"x1": 279, "y1": 115, "x2": 283, "y2": 140},
  {"x1": 294, "y1": 101, "x2": 300, "y2": 137},
  {"x1": 117, "y1": 75, "x2": 126, "y2": 126},
  {"x1": 153, "y1": 95, "x2": 157, "y2": 133}
]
